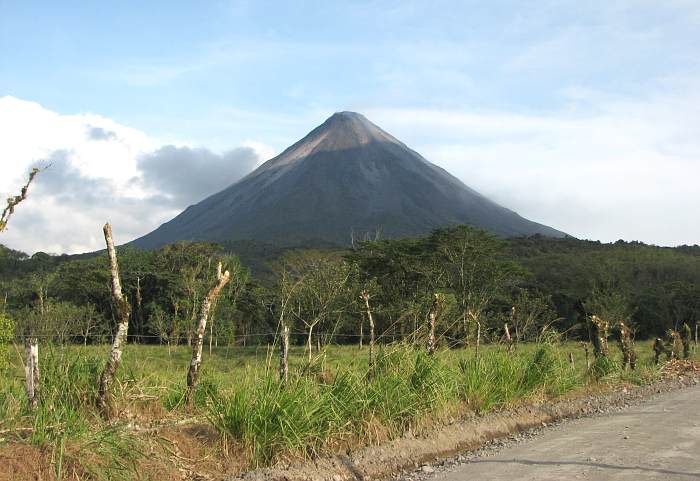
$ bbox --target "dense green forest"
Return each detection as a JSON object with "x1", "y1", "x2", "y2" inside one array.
[{"x1": 1, "y1": 228, "x2": 699, "y2": 347}]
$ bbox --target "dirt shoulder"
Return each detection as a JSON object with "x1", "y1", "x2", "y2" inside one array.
[{"x1": 231, "y1": 362, "x2": 700, "y2": 481}]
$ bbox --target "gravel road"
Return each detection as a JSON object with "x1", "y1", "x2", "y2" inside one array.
[{"x1": 426, "y1": 385, "x2": 700, "y2": 480}]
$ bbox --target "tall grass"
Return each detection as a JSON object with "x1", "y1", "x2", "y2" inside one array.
[
  {"x1": 0, "y1": 340, "x2": 667, "y2": 476},
  {"x1": 1, "y1": 346, "x2": 144, "y2": 480},
  {"x1": 208, "y1": 344, "x2": 582, "y2": 466}
]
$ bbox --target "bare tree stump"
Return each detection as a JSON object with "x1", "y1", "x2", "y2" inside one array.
[
  {"x1": 568, "y1": 352, "x2": 575, "y2": 369},
  {"x1": 186, "y1": 262, "x2": 230, "y2": 405},
  {"x1": 97, "y1": 223, "x2": 132, "y2": 416},
  {"x1": 24, "y1": 337, "x2": 39, "y2": 410},
  {"x1": 279, "y1": 324, "x2": 289, "y2": 384}
]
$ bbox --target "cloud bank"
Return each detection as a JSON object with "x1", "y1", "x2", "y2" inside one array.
[
  {"x1": 365, "y1": 80, "x2": 700, "y2": 247},
  {"x1": 0, "y1": 96, "x2": 267, "y2": 254}
]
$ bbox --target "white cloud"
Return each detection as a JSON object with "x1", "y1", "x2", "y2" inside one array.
[
  {"x1": 365, "y1": 82, "x2": 700, "y2": 246},
  {"x1": 0, "y1": 96, "x2": 269, "y2": 254}
]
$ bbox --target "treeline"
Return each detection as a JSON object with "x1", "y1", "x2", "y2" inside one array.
[{"x1": 1, "y1": 227, "x2": 699, "y2": 346}]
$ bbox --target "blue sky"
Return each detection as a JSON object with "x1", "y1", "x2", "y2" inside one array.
[
  {"x1": 1, "y1": 1, "x2": 699, "y2": 252},
  {"x1": 4, "y1": 1, "x2": 698, "y2": 146}
]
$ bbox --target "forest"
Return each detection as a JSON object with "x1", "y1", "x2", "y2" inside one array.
[{"x1": 2, "y1": 227, "x2": 699, "y2": 349}]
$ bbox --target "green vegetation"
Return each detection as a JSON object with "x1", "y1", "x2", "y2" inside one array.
[
  {"x1": 0, "y1": 340, "x2": 668, "y2": 477},
  {"x1": 0, "y1": 225, "x2": 697, "y2": 479},
  {"x1": 2, "y1": 228, "x2": 698, "y2": 350},
  {"x1": 1, "y1": 347, "x2": 142, "y2": 480}
]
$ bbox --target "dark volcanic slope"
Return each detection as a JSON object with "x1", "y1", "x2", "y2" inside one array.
[{"x1": 131, "y1": 112, "x2": 565, "y2": 249}]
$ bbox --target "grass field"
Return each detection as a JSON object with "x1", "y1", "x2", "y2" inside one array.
[{"x1": 0, "y1": 339, "x2": 683, "y2": 480}]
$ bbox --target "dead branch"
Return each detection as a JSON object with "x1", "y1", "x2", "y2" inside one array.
[{"x1": 0, "y1": 167, "x2": 40, "y2": 232}]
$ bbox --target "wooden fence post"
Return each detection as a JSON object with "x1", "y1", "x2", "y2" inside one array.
[
  {"x1": 279, "y1": 324, "x2": 289, "y2": 384},
  {"x1": 24, "y1": 337, "x2": 39, "y2": 410}
]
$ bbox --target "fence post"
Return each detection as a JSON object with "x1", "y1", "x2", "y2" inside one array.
[
  {"x1": 24, "y1": 337, "x2": 39, "y2": 410},
  {"x1": 279, "y1": 324, "x2": 289, "y2": 384}
]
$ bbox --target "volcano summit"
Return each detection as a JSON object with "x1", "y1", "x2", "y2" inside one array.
[{"x1": 131, "y1": 112, "x2": 565, "y2": 249}]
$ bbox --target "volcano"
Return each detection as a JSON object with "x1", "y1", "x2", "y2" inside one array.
[{"x1": 131, "y1": 112, "x2": 565, "y2": 249}]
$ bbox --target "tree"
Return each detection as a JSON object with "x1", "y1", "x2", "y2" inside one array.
[
  {"x1": 587, "y1": 286, "x2": 634, "y2": 325},
  {"x1": 75, "y1": 303, "x2": 102, "y2": 345},
  {"x1": 273, "y1": 260, "x2": 309, "y2": 383},
  {"x1": 430, "y1": 226, "x2": 523, "y2": 347},
  {"x1": 511, "y1": 289, "x2": 556, "y2": 342},
  {"x1": 349, "y1": 238, "x2": 434, "y2": 341},
  {"x1": 278, "y1": 251, "x2": 355, "y2": 362},
  {"x1": 149, "y1": 302, "x2": 170, "y2": 345}
]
